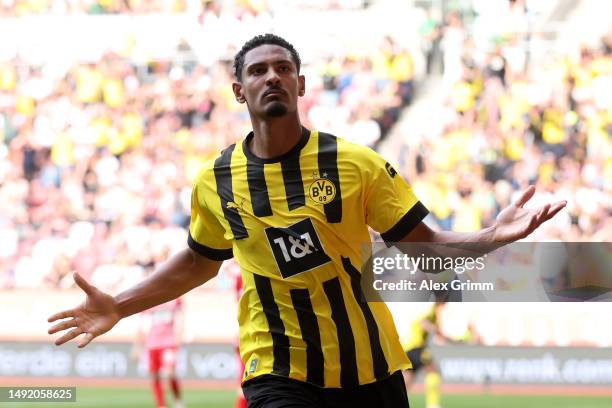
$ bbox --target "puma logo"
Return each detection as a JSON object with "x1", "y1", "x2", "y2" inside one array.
[{"x1": 226, "y1": 198, "x2": 246, "y2": 212}]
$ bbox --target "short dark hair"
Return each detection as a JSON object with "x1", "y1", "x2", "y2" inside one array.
[{"x1": 233, "y1": 33, "x2": 301, "y2": 81}]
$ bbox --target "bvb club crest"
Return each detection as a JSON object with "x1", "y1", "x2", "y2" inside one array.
[{"x1": 308, "y1": 171, "x2": 336, "y2": 204}]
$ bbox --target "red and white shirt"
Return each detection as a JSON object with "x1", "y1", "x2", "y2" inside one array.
[{"x1": 142, "y1": 298, "x2": 183, "y2": 350}]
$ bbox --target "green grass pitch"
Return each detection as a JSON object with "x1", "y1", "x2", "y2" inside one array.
[{"x1": 7, "y1": 387, "x2": 611, "y2": 408}]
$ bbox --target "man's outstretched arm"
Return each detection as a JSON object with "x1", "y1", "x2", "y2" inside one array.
[
  {"x1": 48, "y1": 247, "x2": 222, "y2": 348},
  {"x1": 401, "y1": 185, "x2": 567, "y2": 247}
]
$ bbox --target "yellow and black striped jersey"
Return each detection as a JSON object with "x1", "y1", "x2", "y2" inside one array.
[{"x1": 189, "y1": 127, "x2": 429, "y2": 388}]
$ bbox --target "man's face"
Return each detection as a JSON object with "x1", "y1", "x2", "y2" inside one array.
[{"x1": 233, "y1": 44, "x2": 305, "y2": 119}]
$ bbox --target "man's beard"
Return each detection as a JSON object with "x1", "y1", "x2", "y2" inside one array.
[{"x1": 265, "y1": 102, "x2": 288, "y2": 117}]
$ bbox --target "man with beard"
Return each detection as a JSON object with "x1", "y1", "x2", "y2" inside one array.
[{"x1": 49, "y1": 34, "x2": 566, "y2": 407}]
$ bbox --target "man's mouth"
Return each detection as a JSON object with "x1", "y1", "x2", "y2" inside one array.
[{"x1": 263, "y1": 89, "x2": 286, "y2": 98}]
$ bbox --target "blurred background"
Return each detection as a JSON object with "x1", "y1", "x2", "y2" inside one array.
[{"x1": 0, "y1": 0, "x2": 610, "y2": 407}]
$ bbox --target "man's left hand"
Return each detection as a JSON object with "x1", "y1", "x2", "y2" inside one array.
[{"x1": 492, "y1": 185, "x2": 566, "y2": 242}]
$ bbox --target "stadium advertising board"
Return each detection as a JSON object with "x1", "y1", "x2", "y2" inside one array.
[
  {"x1": 434, "y1": 345, "x2": 612, "y2": 386},
  {"x1": 0, "y1": 342, "x2": 237, "y2": 381},
  {"x1": 1, "y1": 342, "x2": 611, "y2": 386}
]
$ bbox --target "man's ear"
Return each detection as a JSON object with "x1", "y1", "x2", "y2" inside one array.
[
  {"x1": 298, "y1": 75, "x2": 305, "y2": 97},
  {"x1": 232, "y1": 82, "x2": 246, "y2": 103}
]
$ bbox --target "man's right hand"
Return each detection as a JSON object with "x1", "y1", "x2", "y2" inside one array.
[{"x1": 48, "y1": 272, "x2": 121, "y2": 348}]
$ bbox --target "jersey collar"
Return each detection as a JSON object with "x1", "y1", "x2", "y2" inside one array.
[{"x1": 242, "y1": 126, "x2": 311, "y2": 164}]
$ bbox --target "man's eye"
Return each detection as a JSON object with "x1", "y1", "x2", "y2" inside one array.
[
  {"x1": 253, "y1": 68, "x2": 266, "y2": 75},
  {"x1": 279, "y1": 66, "x2": 290, "y2": 72}
]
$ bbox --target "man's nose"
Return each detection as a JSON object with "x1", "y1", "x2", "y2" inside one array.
[{"x1": 265, "y1": 68, "x2": 281, "y2": 85}]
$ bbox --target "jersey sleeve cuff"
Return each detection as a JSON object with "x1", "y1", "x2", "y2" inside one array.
[
  {"x1": 380, "y1": 201, "x2": 429, "y2": 245},
  {"x1": 188, "y1": 232, "x2": 233, "y2": 261}
]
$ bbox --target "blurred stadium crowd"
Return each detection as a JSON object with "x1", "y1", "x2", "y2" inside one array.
[
  {"x1": 0, "y1": 0, "x2": 610, "y2": 293},
  {"x1": 399, "y1": 15, "x2": 611, "y2": 243},
  {"x1": 0, "y1": 0, "x2": 366, "y2": 16}
]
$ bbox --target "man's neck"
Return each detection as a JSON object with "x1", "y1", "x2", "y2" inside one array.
[{"x1": 249, "y1": 115, "x2": 302, "y2": 159}]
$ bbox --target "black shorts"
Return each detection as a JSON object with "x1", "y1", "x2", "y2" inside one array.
[
  {"x1": 406, "y1": 347, "x2": 432, "y2": 372},
  {"x1": 242, "y1": 371, "x2": 409, "y2": 408}
]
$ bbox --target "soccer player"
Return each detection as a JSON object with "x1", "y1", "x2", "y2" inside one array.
[
  {"x1": 402, "y1": 301, "x2": 447, "y2": 408},
  {"x1": 132, "y1": 298, "x2": 184, "y2": 408},
  {"x1": 48, "y1": 34, "x2": 566, "y2": 407}
]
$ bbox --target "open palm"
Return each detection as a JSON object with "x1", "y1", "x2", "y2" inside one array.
[
  {"x1": 48, "y1": 273, "x2": 121, "y2": 348},
  {"x1": 493, "y1": 185, "x2": 566, "y2": 242}
]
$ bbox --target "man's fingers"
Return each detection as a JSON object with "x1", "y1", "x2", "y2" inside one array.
[
  {"x1": 545, "y1": 201, "x2": 567, "y2": 221},
  {"x1": 528, "y1": 213, "x2": 539, "y2": 234},
  {"x1": 48, "y1": 319, "x2": 77, "y2": 335},
  {"x1": 514, "y1": 185, "x2": 536, "y2": 208},
  {"x1": 48, "y1": 309, "x2": 75, "y2": 323},
  {"x1": 77, "y1": 332, "x2": 95, "y2": 349},
  {"x1": 54, "y1": 328, "x2": 83, "y2": 346},
  {"x1": 73, "y1": 272, "x2": 96, "y2": 296},
  {"x1": 536, "y1": 204, "x2": 550, "y2": 225},
  {"x1": 531, "y1": 200, "x2": 566, "y2": 230}
]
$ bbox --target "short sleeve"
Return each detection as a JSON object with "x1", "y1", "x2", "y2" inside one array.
[
  {"x1": 188, "y1": 181, "x2": 234, "y2": 261},
  {"x1": 363, "y1": 150, "x2": 429, "y2": 244}
]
